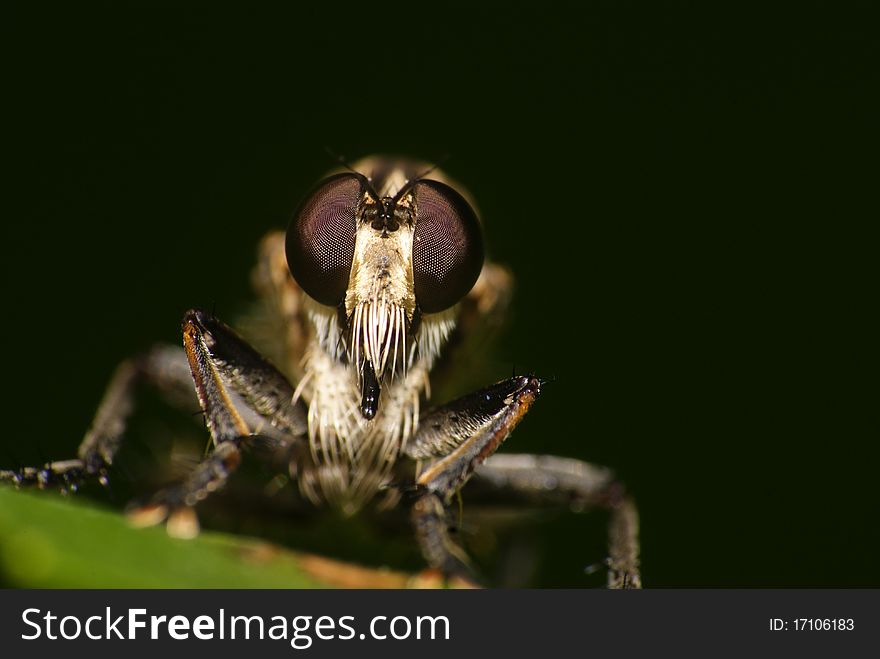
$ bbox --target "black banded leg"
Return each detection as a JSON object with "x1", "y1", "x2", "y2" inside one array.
[
  {"x1": 0, "y1": 460, "x2": 91, "y2": 493},
  {"x1": 471, "y1": 453, "x2": 642, "y2": 589},
  {"x1": 128, "y1": 309, "x2": 307, "y2": 537},
  {"x1": 406, "y1": 376, "x2": 543, "y2": 580},
  {"x1": 1, "y1": 345, "x2": 196, "y2": 492},
  {"x1": 411, "y1": 493, "x2": 474, "y2": 580}
]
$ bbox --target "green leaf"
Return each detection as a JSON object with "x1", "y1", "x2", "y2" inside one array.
[{"x1": 0, "y1": 488, "x2": 330, "y2": 588}]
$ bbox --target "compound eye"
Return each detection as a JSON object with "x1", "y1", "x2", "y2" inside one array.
[
  {"x1": 411, "y1": 180, "x2": 484, "y2": 313},
  {"x1": 285, "y1": 173, "x2": 365, "y2": 306}
]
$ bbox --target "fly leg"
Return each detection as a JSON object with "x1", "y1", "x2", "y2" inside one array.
[
  {"x1": 469, "y1": 454, "x2": 642, "y2": 589},
  {"x1": 1, "y1": 345, "x2": 197, "y2": 492},
  {"x1": 405, "y1": 375, "x2": 544, "y2": 582},
  {"x1": 1, "y1": 308, "x2": 307, "y2": 537},
  {"x1": 127, "y1": 308, "x2": 307, "y2": 536}
]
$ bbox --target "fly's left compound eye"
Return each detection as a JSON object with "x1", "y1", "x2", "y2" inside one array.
[
  {"x1": 285, "y1": 173, "x2": 365, "y2": 306},
  {"x1": 411, "y1": 180, "x2": 484, "y2": 313}
]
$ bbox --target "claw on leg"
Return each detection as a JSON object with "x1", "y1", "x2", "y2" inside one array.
[
  {"x1": 166, "y1": 507, "x2": 201, "y2": 539},
  {"x1": 125, "y1": 503, "x2": 200, "y2": 539},
  {"x1": 126, "y1": 502, "x2": 170, "y2": 529},
  {"x1": 407, "y1": 568, "x2": 481, "y2": 589}
]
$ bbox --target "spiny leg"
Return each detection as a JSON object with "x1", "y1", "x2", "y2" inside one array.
[
  {"x1": 469, "y1": 453, "x2": 642, "y2": 589},
  {"x1": 405, "y1": 375, "x2": 543, "y2": 581},
  {"x1": 129, "y1": 308, "x2": 307, "y2": 536},
  {"x1": 183, "y1": 309, "x2": 307, "y2": 439},
  {"x1": 1, "y1": 345, "x2": 197, "y2": 491}
]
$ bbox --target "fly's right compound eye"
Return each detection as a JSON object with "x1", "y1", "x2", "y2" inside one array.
[
  {"x1": 411, "y1": 179, "x2": 484, "y2": 313},
  {"x1": 285, "y1": 173, "x2": 365, "y2": 306}
]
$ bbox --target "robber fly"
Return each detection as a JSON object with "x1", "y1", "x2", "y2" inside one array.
[{"x1": 1, "y1": 156, "x2": 640, "y2": 588}]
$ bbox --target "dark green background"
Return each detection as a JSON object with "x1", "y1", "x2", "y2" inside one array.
[{"x1": 4, "y1": 3, "x2": 876, "y2": 586}]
